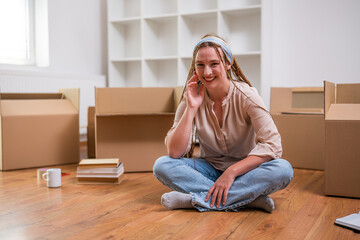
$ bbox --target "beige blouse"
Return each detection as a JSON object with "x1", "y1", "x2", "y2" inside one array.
[{"x1": 166, "y1": 81, "x2": 282, "y2": 171}]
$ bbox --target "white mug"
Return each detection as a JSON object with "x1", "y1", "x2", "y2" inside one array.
[{"x1": 42, "y1": 168, "x2": 61, "y2": 188}]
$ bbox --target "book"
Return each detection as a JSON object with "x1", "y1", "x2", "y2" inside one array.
[
  {"x1": 76, "y1": 159, "x2": 125, "y2": 185},
  {"x1": 77, "y1": 174, "x2": 124, "y2": 185},
  {"x1": 76, "y1": 163, "x2": 124, "y2": 174},
  {"x1": 76, "y1": 167, "x2": 124, "y2": 178},
  {"x1": 78, "y1": 158, "x2": 120, "y2": 168},
  {"x1": 335, "y1": 211, "x2": 360, "y2": 232}
]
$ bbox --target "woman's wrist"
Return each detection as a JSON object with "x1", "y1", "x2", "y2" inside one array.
[
  {"x1": 224, "y1": 166, "x2": 238, "y2": 179},
  {"x1": 185, "y1": 105, "x2": 199, "y2": 117}
]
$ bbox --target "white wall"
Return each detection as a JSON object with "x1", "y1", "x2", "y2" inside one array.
[
  {"x1": 270, "y1": 0, "x2": 360, "y2": 87},
  {"x1": 47, "y1": 0, "x2": 107, "y2": 76}
]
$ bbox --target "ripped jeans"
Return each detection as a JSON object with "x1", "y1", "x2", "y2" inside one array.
[{"x1": 153, "y1": 156, "x2": 293, "y2": 212}]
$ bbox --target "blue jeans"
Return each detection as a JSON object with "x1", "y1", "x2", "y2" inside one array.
[{"x1": 153, "y1": 156, "x2": 293, "y2": 212}]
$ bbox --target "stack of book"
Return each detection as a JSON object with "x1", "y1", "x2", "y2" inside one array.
[{"x1": 76, "y1": 158, "x2": 124, "y2": 184}]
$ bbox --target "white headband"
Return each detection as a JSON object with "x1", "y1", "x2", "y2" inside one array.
[{"x1": 193, "y1": 37, "x2": 233, "y2": 64}]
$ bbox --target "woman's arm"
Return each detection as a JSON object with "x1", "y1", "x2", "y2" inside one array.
[
  {"x1": 166, "y1": 106, "x2": 198, "y2": 158},
  {"x1": 166, "y1": 75, "x2": 205, "y2": 158}
]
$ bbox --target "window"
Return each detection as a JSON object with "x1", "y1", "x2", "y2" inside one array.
[{"x1": 0, "y1": 0, "x2": 49, "y2": 66}]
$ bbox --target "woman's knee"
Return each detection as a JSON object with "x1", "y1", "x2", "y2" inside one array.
[
  {"x1": 153, "y1": 156, "x2": 172, "y2": 177},
  {"x1": 273, "y1": 158, "x2": 293, "y2": 183}
]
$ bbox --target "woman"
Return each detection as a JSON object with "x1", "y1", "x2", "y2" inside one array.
[{"x1": 153, "y1": 35, "x2": 293, "y2": 212}]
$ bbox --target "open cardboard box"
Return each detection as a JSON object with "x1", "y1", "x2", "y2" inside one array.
[
  {"x1": 324, "y1": 81, "x2": 360, "y2": 198},
  {"x1": 0, "y1": 89, "x2": 80, "y2": 170},
  {"x1": 95, "y1": 87, "x2": 183, "y2": 172},
  {"x1": 270, "y1": 87, "x2": 325, "y2": 170}
]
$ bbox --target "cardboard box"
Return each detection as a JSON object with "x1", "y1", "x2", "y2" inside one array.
[
  {"x1": 95, "y1": 87, "x2": 183, "y2": 172},
  {"x1": 270, "y1": 87, "x2": 325, "y2": 170},
  {"x1": 0, "y1": 89, "x2": 80, "y2": 170},
  {"x1": 324, "y1": 81, "x2": 360, "y2": 198},
  {"x1": 87, "y1": 106, "x2": 95, "y2": 158}
]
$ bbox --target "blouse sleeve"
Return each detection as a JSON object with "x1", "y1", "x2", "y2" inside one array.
[
  {"x1": 164, "y1": 97, "x2": 195, "y2": 156},
  {"x1": 244, "y1": 88, "x2": 282, "y2": 159}
]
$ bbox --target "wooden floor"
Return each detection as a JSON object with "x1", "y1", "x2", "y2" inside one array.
[{"x1": 0, "y1": 147, "x2": 359, "y2": 240}]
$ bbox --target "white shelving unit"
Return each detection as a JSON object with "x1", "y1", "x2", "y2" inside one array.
[{"x1": 107, "y1": 0, "x2": 263, "y2": 93}]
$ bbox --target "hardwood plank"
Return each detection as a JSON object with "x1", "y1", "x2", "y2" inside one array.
[
  {"x1": 1, "y1": 156, "x2": 360, "y2": 240},
  {"x1": 304, "y1": 196, "x2": 360, "y2": 240},
  {"x1": 240, "y1": 170, "x2": 324, "y2": 240},
  {"x1": 274, "y1": 186, "x2": 329, "y2": 239}
]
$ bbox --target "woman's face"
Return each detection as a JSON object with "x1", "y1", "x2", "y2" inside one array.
[{"x1": 195, "y1": 46, "x2": 230, "y2": 91}]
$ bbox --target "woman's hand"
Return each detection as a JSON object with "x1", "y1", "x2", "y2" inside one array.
[
  {"x1": 205, "y1": 156, "x2": 271, "y2": 208},
  {"x1": 186, "y1": 73, "x2": 205, "y2": 109},
  {"x1": 205, "y1": 169, "x2": 236, "y2": 208}
]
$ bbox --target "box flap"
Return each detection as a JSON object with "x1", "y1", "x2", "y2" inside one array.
[
  {"x1": 291, "y1": 87, "x2": 324, "y2": 92},
  {"x1": 0, "y1": 93, "x2": 63, "y2": 100},
  {"x1": 270, "y1": 88, "x2": 292, "y2": 114},
  {"x1": 95, "y1": 87, "x2": 175, "y2": 114},
  {"x1": 336, "y1": 83, "x2": 360, "y2": 104},
  {"x1": 59, "y1": 88, "x2": 80, "y2": 111},
  {"x1": 1, "y1": 99, "x2": 78, "y2": 116},
  {"x1": 324, "y1": 81, "x2": 336, "y2": 117},
  {"x1": 281, "y1": 108, "x2": 324, "y2": 115},
  {"x1": 325, "y1": 104, "x2": 360, "y2": 120},
  {"x1": 292, "y1": 87, "x2": 324, "y2": 109}
]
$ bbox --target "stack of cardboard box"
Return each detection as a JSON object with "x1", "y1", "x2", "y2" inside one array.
[
  {"x1": 324, "y1": 81, "x2": 360, "y2": 198},
  {"x1": 0, "y1": 89, "x2": 80, "y2": 170},
  {"x1": 270, "y1": 86, "x2": 325, "y2": 170},
  {"x1": 271, "y1": 81, "x2": 360, "y2": 198},
  {"x1": 94, "y1": 87, "x2": 183, "y2": 172}
]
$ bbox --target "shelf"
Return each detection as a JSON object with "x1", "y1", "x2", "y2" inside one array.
[
  {"x1": 144, "y1": 56, "x2": 178, "y2": 61},
  {"x1": 233, "y1": 51, "x2": 261, "y2": 56},
  {"x1": 219, "y1": 8, "x2": 261, "y2": 53},
  {"x1": 107, "y1": 0, "x2": 140, "y2": 20},
  {"x1": 179, "y1": 0, "x2": 217, "y2": 14},
  {"x1": 110, "y1": 17, "x2": 141, "y2": 23},
  {"x1": 143, "y1": 59, "x2": 178, "y2": 87},
  {"x1": 110, "y1": 57, "x2": 142, "y2": 62},
  {"x1": 234, "y1": 54, "x2": 261, "y2": 92},
  {"x1": 109, "y1": 61, "x2": 141, "y2": 87},
  {"x1": 143, "y1": 13, "x2": 178, "y2": 20},
  {"x1": 108, "y1": 20, "x2": 141, "y2": 59},
  {"x1": 107, "y1": 0, "x2": 262, "y2": 92},
  {"x1": 143, "y1": 16, "x2": 178, "y2": 58},
  {"x1": 180, "y1": 9, "x2": 218, "y2": 17},
  {"x1": 179, "y1": 12, "x2": 218, "y2": 57},
  {"x1": 179, "y1": 58, "x2": 192, "y2": 85},
  {"x1": 220, "y1": 5, "x2": 261, "y2": 15},
  {"x1": 142, "y1": 0, "x2": 177, "y2": 17},
  {"x1": 219, "y1": 0, "x2": 262, "y2": 10}
]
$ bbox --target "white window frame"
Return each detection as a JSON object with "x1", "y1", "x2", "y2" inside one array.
[{"x1": 0, "y1": 0, "x2": 49, "y2": 67}]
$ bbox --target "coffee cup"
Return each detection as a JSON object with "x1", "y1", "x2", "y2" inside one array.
[{"x1": 42, "y1": 168, "x2": 61, "y2": 188}]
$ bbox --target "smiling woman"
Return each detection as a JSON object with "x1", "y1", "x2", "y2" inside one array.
[
  {"x1": 153, "y1": 34, "x2": 293, "y2": 213},
  {"x1": 195, "y1": 46, "x2": 230, "y2": 96}
]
